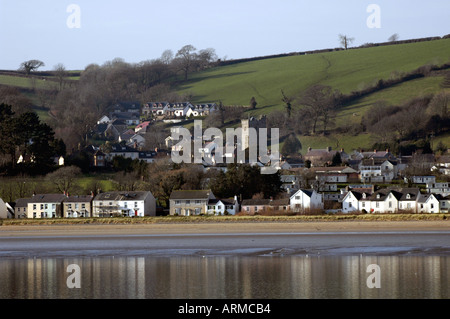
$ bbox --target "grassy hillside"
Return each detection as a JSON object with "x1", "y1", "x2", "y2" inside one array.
[
  {"x1": 177, "y1": 39, "x2": 450, "y2": 109},
  {"x1": 176, "y1": 38, "x2": 450, "y2": 151}
]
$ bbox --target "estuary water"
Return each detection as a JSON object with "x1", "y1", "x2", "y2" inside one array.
[
  {"x1": 0, "y1": 254, "x2": 448, "y2": 299},
  {"x1": 0, "y1": 230, "x2": 449, "y2": 299}
]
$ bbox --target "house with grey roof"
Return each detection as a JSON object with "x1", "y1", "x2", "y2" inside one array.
[
  {"x1": 169, "y1": 190, "x2": 215, "y2": 216},
  {"x1": 289, "y1": 189, "x2": 323, "y2": 212},
  {"x1": 26, "y1": 194, "x2": 67, "y2": 218},
  {"x1": 92, "y1": 191, "x2": 156, "y2": 217},
  {"x1": 14, "y1": 198, "x2": 32, "y2": 219},
  {"x1": 63, "y1": 194, "x2": 94, "y2": 218},
  {"x1": 206, "y1": 196, "x2": 239, "y2": 215},
  {"x1": 240, "y1": 198, "x2": 290, "y2": 215}
]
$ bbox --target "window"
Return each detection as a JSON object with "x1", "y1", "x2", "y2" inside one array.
[
  {"x1": 109, "y1": 202, "x2": 113, "y2": 206},
  {"x1": 68, "y1": 204, "x2": 72, "y2": 209},
  {"x1": 255, "y1": 206, "x2": 258, "y2": 212},
  {"x1": 134, "y1": 202, "x2": 138, "y2": 208},
  {"x1": 45, "y1": 204, "x2": 48, "y2": 209},
  {"x1": 40, "y1": 204, "x2": 44, "y2": 210},
  {"x1": 82, "y1": 204, "x2": 85, "y2": 209},
  {"x1": 362, "y1": 202, "x2": 365, "y2": 208},
  {"x1": 407, "y1": 203, "x2": 411, "y2": 209},
  {"x1": 186, "y1": 200, "x2": 190, "y2": 205},
  {"x1": 195, "y1": 200, "x2": 201, "y2": 205},
  {"x1": 124, "y1": 202, "x2": 128, "y2": 208},
  {"x1": 376, "y1": 202, "x2": 379, "y2": 208},
  {"x1": 175, "y1": 200, "x2": 181, "y2": 205},
  {"x1": 421, "y1": 204, "x2": 424, "y2": 209},
  {"x1": 431, "y1": 204, "x2": 434, "y2": 209},
  {"x1": 389, "y1": 202, "x2": 392, "y2": 208},
  {"x1": 75, "y1": 204, "x2": 79, "y2": 210},
  {"x1": 295, "y1": 196, "x2": 300, "y2": 200},
  {"x1": 52, "y1": 204, "x2": 56, "y2": 209},
  {"x1": 246, "y1": 207, "x2": 250, "y2": 212},
  {"x1": 349, "y1": 202, "x2": 352, "y2": 208}
]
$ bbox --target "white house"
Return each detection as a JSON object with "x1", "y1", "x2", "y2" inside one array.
[
  {"x1": 26, "y1": 194, "x2": 67, "y2": 218},
  {"x1": 0, "y1": 198, "x2": 8, "y2": 219},
  {"x1": 14, "y1": 198, "x2": 31, "y2": 219},
  {"x1": 289, "y1": 189, "x2": 323, "y2": 212},
  {"x1": 426, "y1": 182, "x2": 450, "y2": 196},
  {"x1": 92, "y1": 191, "x2": 156, "y2": 217},
  {"x1": 417, "y1": 194, "x2": 441, "y2": 213},
  {"x1": 440, "y1": 195, "x2": 450, "y2": 213},
  {"x1": 341, "y1": 190, "x2": 372, "y2": 213},
  {"x1": 207, "y1": 196, "x2": 239, "y2": 215},
  {"x1": 97, "y1": 115, "x2": 111, "y2": 125},
  {"x1": 108, "y1": 144, "x2": 140, "y2": 161},
  {"x1": 409, "y1": 176, "x2": 436, "y2": 184},
  {"x1": 360, "y1": 160, "x2": 397, "y2": 183}
]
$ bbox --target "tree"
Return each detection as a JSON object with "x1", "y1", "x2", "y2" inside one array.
[
  {"x1": 19, "y1": 60, "x2": 45, "y2": 75},
  {"x1": 338, "y1": 34, "x2": 354, "y2": 50},
  {"x1": 388, "y1": 33, "x2": 399, "y2": 42},
  {"x1": 45, "y1": 166, "x2": 81, "y2": 193},
  {"x1": 53, "y1": 63, "x2": 68, "y2": 91},
  {"x1": 250, "y1": 97, "x2": 257, "y2": 109},
  {"x1": 281, "y1": 134, "x2": 302, "y2": 156},
  {"x1": 331, "y1": 152, "x2": 342, "y2": 166},
  {"x1": 296, "y1": 84, "x2": 338, "y2": 135},
  {"x1": 175, "y1": 44, "x2": 197, "y2": 80},
  {"x1": 281, "y1": 89, "x2": 292, "y2": 118}
]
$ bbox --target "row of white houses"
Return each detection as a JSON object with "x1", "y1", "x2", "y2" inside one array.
[
  {"x1": 12, "y1": 191, "x2": 156, "y2": 219},
  {"x1": 342, "y1": 187, "x2": 450, "y2": 214}
]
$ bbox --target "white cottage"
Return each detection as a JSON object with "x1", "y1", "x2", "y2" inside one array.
[{"x1": 289, "y1": 189, "x2": 323, "y2": 213}]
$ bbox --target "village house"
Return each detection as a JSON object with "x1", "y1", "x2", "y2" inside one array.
[
  {"x1": 206, "y1": 196, "x2": 239, "y2": 215},
  {"x1": 107, "y1": 144, "x2": 140, "y2": 161},
  {"x1": 0, "y1": 198, "x2": 9, "y2": 219},
  {"x1": 440, "y1": 195, "x2": 450, "y2": 212},
  {"x1": 408, "y1": 176, "x2": 436, "y2": 184},
  {"x1": 14, "y1": 198, "x2": 32, "y2": 219},
  {"x1": 289, "y1": 189, "x2": 323, "y2": 213},
  {"x1": 169, "y1": 190, "x2": 216, "y2": 216},
  {"x1": 63, "y1": 194, "x2": 94, "y2": 218},
  {"x1": 432, "y1": 155, "x2": 450, "y2": 175},
  {"x1": 426, "y1": 182, "x2": 450, "y2": 196},
  {"x1": 92, "y1": 191, "x2": 156, "y2": 217},
  {"x1": 417, "y1": 193, "x2": 441, "y2": 214},
  {"x1": 360, "y1": 159, "x2": 398, "y2": 183},
  {"x1": 240, "y1": 198, "x2": 290, "y2": 215},
  {"x1": 26, "y1": 194, "x2": 67, "y2": 218}
]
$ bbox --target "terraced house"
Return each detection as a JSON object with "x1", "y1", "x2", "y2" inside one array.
[
  {"x1": 341, "y1": 187, "x2": 444, "y2": 213},
  {"x1": 92, "y1": 191, "x2": 156, "y2": 217},
  {"x1": 26, "y1": 194, "x2": 66, "y2": 218},
  {"x1": 169, "y1": 190, "x2": 216, "y2": 216}
]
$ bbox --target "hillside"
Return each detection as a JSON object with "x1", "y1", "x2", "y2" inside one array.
[
  {"x1": 175, "y1": 38, "x2": 450, "y2": 152},
  {"x1": 1, "y1": 38, "x2": 450, "y2": 154}
]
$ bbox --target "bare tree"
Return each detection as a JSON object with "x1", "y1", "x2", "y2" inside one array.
[
  {"x1": 175, "y1": 44, "x2": 197, "y2": 80},
  {"x1": 45, "y1": 166, "x2": 81, "y2": 193},
  {"x1": 53, "y1": 63, "x2": 68, "y2": 91},
  {"x1": 338, "y1": 34, "x2": 354, "y2": 50},
  {"x1": 161, "y1": 49, "x2": 174, "y2": 65},
  {"x1": 296, "y1": 84, "x2": 338, "y2": 135},
  {"x1": 19, "y1": 60, "x2": 45, "y2": 75},
  {"x1": 388, "y1": 33, "x2": 400, "y2": 42}
]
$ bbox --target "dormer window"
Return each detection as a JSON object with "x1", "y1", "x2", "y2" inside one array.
[
  {"x1": 406, "y1": 194, "x2": 411, "y2": 199},
  {"x1": 376, "y1": 194, "x2": 381, "y2": 199},
  {"x1": 362, "y1": 193, "x2": 366, "y2": 199}
]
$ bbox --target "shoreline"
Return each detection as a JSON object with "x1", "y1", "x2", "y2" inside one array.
[{"x1": 1, "y1": 219, "x2": 449, "y2": 237}]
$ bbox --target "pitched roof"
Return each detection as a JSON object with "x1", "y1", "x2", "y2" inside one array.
[
  {"x1": 29, "y1": 194, "x2": 67, "y2": 203},
  {"x1": 170, "y1": 190, "x2": 214, "y2": 200},
  {"x1": 94, "y1": 191, "x2": 150, "y2": 201},
  {"x1": 63, "y1": 195, "x2": 94, "y2": 203},
  {"x1": 15, "y1": 198, "x2": 32, "y2": 207},
  {"x1": 241, "y1": 199, "x2": 271, "y2": 206}
]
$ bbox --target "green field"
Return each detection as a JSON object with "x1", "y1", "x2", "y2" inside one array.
[{"x1": 176, "y1": 39, "x2": 450, "y2": 109}]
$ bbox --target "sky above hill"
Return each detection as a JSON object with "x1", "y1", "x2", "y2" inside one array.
[{"x1": 0, "y1": 0, "x2": 449, "y2": 71}]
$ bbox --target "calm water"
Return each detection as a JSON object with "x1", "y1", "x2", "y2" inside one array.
[{"x1": 0, "y1": 255, "x2": 448, "y2": 299}]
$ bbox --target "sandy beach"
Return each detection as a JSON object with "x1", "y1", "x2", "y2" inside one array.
[{"x1": 1, "y1": 220, "x2": 449, "y2": 237}]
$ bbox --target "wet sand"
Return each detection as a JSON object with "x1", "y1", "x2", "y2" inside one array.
[
  {"x1": 0, "y1": 220, "x2": 449, "y2": 257},
  {"x1": 0, "y1": 220, "x2": 449, "y2": 237}
]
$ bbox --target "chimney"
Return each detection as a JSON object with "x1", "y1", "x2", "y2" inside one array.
[
  {"x1": 91, "y1": 191, "x2": 94, "y2": 198},
  {"x1": 308, "y1": 147, "x2": 312, "y2": 152},
  {"x1": 374, "y1": 149, "x2": 377, "y2": 153},
  {"x1": 327, "y1": 146, "x2": 332, "y2": 152},
  {"x1": 386, "y1": 148, "x2": 389, "y2": 153}
]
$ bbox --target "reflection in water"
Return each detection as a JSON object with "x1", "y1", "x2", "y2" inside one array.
[{"x1": 0, "y1": 256, "x2": 448, "y2": 299}]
